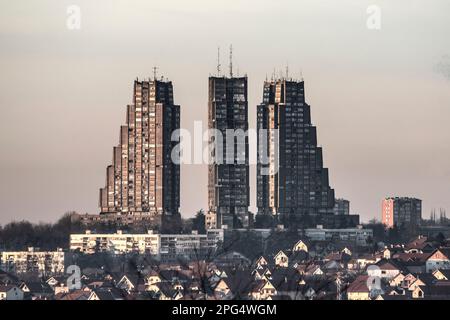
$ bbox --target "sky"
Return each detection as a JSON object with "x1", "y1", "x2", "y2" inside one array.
[{"x1": 0, "y1": 0, "x2": 449, "y2": 224}]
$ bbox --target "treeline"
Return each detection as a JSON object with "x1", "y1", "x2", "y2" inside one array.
[
  {"x1": 0, "y1": 210, "x2": 207, "y2": 252},
  {"x1": 0, "y1": 212, "x2": 84, "y2": 251}
]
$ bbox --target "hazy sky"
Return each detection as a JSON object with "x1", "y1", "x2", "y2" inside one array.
[{"x1": 1, "y1": 0, "x2": 449, "y2": 224}]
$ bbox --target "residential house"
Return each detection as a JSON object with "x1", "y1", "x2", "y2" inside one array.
[
  {"x1": 412, "y1": 285, "x2": 450, "y2": 299},
  {"x1": 213, "y1": 270, "x2": 254, "y2": 300},
  {"x1": 389, "y1": 273, "x2": 417, "y2": 289},
  {"x1": 19, "y1": 281, "x2": 53, "y2": 300},
  {"x1": 55, "y1": 288, "x2": 91, "y2": 300},
  {"x1": 393, "y1": 252, "x2": 429, "y2": 274},
  {"x1": 432, "y1": 269, "x2": 450, "y2": 280},
  {"x1": 274, "y1": 250, "x2": 289, "y2": 268},
  {"x1": 347, "y1": 275, "x2": 384, "y2": 300},
  {"x1": 425, "y1": 249, "x2": 450, "y2": 273},
  {"x1": 367, "y1": 260, "x2": 401, "y2": 280},
  {"x1": 405, "y1": 236, "x2": 435, "y2": 254},
  {"x1": 0, "y1": 285, "x2": 24, "y2": 300},
  {"x1": 88, "y1": 288, "x2": 125, "y2": 300},
  {"x1": 249, "y1": 279, "x2": 276, "y2": 300},
  {"x1": 292, "y1": 240, "x2": 308, "y2": 253}
]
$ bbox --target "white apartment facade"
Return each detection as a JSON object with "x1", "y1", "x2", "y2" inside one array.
[
  {"x1": 304, "y1": 225, "x2": 373, "y2": 246},
  {"x1": 0, "y1": 248, "x2": 65, "y2": 276},
  {"x1": 70, "y1": 229, "x2": 224, "y2": 260},
  {"x1": 70, "y1": 230, "x2": 160, "y2": 255}
]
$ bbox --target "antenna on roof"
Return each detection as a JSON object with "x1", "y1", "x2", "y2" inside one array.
[
  {"x1": 229, "y1": 44, "x2": 233, "y2": 77},
  {"x1": 286, "y1": 63, "x2": 289, "y2": 80},
  {"x1": 152, "y1": 66, "x2": 159, "y2": 80},
  {"x1": 217, "y1": 46, "x2": 221, "y2": 76}
]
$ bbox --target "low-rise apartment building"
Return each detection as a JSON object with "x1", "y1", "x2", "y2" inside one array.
[
  {"x1": 70, "y1": 230, "x2": 160, "y2": 255},
  {"x1": 70, "y1": 229, "x2": 224, "y2": 261},
  {"x1": 0, "y1": 248, "x2": 65, "y2": 276},
  {"x1": 304, "y1": 225, "x2": 373, "y2": 246}
]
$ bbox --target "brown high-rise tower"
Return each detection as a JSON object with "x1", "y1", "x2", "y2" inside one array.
[{"x1": 99, "y1": 79, "x2": 180, "y2": 223}]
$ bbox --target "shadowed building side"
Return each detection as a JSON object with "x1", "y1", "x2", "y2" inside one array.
[
  {"x1": 207, "y1": 76, "x2": 250, "y2": 229},
  {"x1": 257, "y1": 78, "x2": 335, "y2": 226}
]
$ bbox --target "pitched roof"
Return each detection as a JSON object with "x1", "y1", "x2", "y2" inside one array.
[
  {"x1": 270, "y1": 268, "x2": 301, "y2": 292},
  {"x1": 415, "y1": 273, "x2": 438, "y2": 286},
  {"x1": 219, "y1": 270, "x2": 254, "y2": 298},
  {"x1": 249, "y1": 279, "x2": 267, "y2": 292},
  {"x1": 20, "y1": 281, "x2": 53, "y2": 294},
  {"x1": 288, "y1": 251, "x2": 308, "y2": 264},
  {"x1": 56, "y1": 289, "x2": 90, "y2": 300},
  {"x1": 305, "y1": 278, "x2": 337, "y2": 295},
  {"x1": 92, "y1": 287, "x2": 124, "y2": 300},
  {"x1": 405, "y1": 236, "x2": 429, "y2": 250},
  {"x1": 156, "y1": 282, "x2": 181, "y2": 299},
  {"x1": 433, "y1": 269, "x2": 450, "y2": 280},
  {"x1": 393, "y1": 252, "x2": 431, "y2": 265},
  {"x1": 375, "y1": 259, "x2": 402, "y2": 270},
  {"x1": 0, "y1": 284, "x2": 19, "y2": 293},
  {"x1": 347, "y1": 275, "x2": 370, "y2": 293},
  {"x1": 438, "y1": 247, "x2": 450, "y2": 259}
]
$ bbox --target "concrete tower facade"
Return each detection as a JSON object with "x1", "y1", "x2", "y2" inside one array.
[
  {"x1": 99, "y1": 79, "x2": 180, "y2": 225},
  {"x1": 207, "y1": 76, "x2": 250, "y2": 229},
  {"x1": 257, "y1": 79, "x2": 335, "y2": 223}
]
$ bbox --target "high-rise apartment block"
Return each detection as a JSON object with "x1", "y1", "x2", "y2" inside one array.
[
  {"x1": 99, "y1": 79, "x2": 180, "y2": 225},
  {"x1": 257, "y1": 79, "x2": 335, "y2": 222},
  {"x1": 334, "y1": 198, "x2": 350, "y2": 215},
  {"x1": 382, "y1": 197, "x2": 422, "y2": 228},
  {"x1": 207, "y1": 76, "x2": 250, "y2": 229}
]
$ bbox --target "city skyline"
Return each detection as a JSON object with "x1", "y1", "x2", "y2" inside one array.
[{"x1": 1, "y1": 0, "x2": 450, "y2": 224}]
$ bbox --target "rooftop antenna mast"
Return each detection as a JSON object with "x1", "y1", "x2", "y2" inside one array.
[
  {"x1": 286, "y1": 63, "x2": 289, "y2": 80},
  {"x1": 229, "y1": 44, "x2": 233, "y2": 77},
  {"x1": 152, "y1": 66, "x2": 158, "y2": 80},
  {"x1": 217, "y1": 47, "x2": 221, "y2": 76}
]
